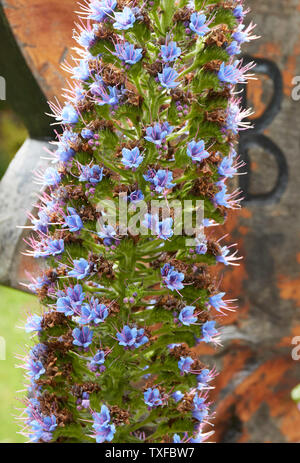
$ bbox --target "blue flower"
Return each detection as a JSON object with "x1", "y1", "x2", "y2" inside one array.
[
  {"x1": 89, "y1": 350, "x2": 106, "y2": 373},
  {"x1": 161, "y1": 264, "x2": 184, "y2": 291},
  {"x1": 28, "y1": 275, "x2": 51, "y2": 294},
  {"x1": 117, "y1": 325, "x2": 148, "y2": 349},
  {"x1": 30, "y1": 343, "x2": 48, "y2": 360},
  {"x1": 173, "y1": 434, "x2": 182, "y2": 443},
  {"x1": 72, "y1": 59, "x2": 90, "y2": 81},
  {"x1": 225, "y1": 102, "x2": 245, "y2": 134},
  {"x1": 129, "y1": 190, "x2": 144, "y2": 203},
  {"x1": 134, "y1": 328, "x2": 149, "y2": 348},
  {"x1": 97, "y1": 224, "x2": 117, "y2": 247},
  {"x1": 161, "y1": 41, "x2": 181, "y2": 62},
  {"x1": 78, "y1": 305, "x2": 94, "y2": 325},
  {"x1": 113, "y1": 7, "x2": 136, "y2": 30},
  {"x1": 89, "y1": 298, "x2": 109, "y2": 324},
  {"x1": 172, "y1": 391, "x2": 184, "y2": 402},
  {"x1": 218, "y1": 62, "x2": 241, "y2": 85},
  {"x1": 57, "y1": 296, "x2": 76, "y2": 317},
  {"x1": 187, "y1": 140, "x2": 210, "y2": 162},
  {"x1": 26, "y1": 359, "x2": 45, "y2": 381},
  {"x1": 64, "y1": 207, "x2": 83, "y2": 232},
  {"x1": 143, "y1": 214, "x2": 173, "y2": 240},
  {"x1": 72, "y1": 326, "x2": 93, "y2": 348},
  {"x1": 94, "y1": 423, "x2": 116, "y2": 443},
  {"x1": 144, "y1": 388, "x2": 163, "y2": 408},
  {"x1": 214, "y1": 181, "x2": 230, "y2": 207},
  {"x1": 161, "y1": 262, "x2": 174, "y2": 277},
  {"x1": 97, "y1": 86, "x2": 119, "y2": 106},
  {"x1": 192, "y1": 394, "x2": 209, "y2": 422},
  {"x1": 113, "y1": 42, "x2": 143, "y2": 64},
  {"x1": 92, "y1": 405, "x2": 116, "y2": 443},
  {"x1": 153, "y1": 169, "x2": 175, "y2": 193},
  {"x1": 68, "y1": 258, "x2": 90, "y2": 279},
  {"x1": 208, "y1": 292, "x2": 233, "y2": 314},
  {"x1": 89, "y1": 75, "x2": 104, "y2": 95},
  {"x1": 218, "y1": 155, "x2": 237, "y2": 178},
  {"x1": 61, "y1": 104, "x2": 79, "y2": 124},
  {"x1": 72, "y1": 85, "x2": 86, "y2": 103},
  {"x1": 77, "y1": 392, "x2": 90, "y2": 410},
  {"x1": 81, "y1": 128, "x2": 94, "y2": 139},
  {"x1": 216, "y1": 244, "x2": 241, "y2": 266},
  {"x1": 161, "y1": 121, "x2": 174, "y2": 134},
  {"x1": 144, "y1": 122, "x2": 173, "y2": 146},
  {"x1": 157, "y1": 217, "x2": 173, "y2": 240},
  {"x1": 178, "y1": 306, "x2": 197, "y2": 326},
  {"x1": 25, "y1": 314, "x2": 42, "y2": 334},
  {"x1": 43, "y1": 167, "x2": 61, "y2": 187},
  {"x1": 178, "y1": 356, "x2": 194, "y2": 374},
  {"x1": 166, "y1": 270, "x2": 184, "y2": 291},
  {"x1": 189, "y1": 13, "x2": 210, "y2": 36},
  {"x1": 77, "y1": 27, "x2": 96, "y2": 49},
  {"x1": 226, "y1": 40, "x2": 241, "y2": 56},
  {"x1": 44, "y1": 239, "x2": 64, "y2": 257},
  {"x1": 142, "y1": 213, "x2": 157, "y2": 233},
  {"x1": 90, "y1": 79, "x2": 120, "y2": 106},
  {"x1": 25, "y1": 398, "x2": 41, "y2": 420},
  {"x1": 56, "y1": 146, "x2": 75, "y2": 163},
  {"x1": 233, "y1": 5, "x2": 245, "y2": 21},
  {"x1": 95, "y1": 424, "x2": 116, "y2": 444},
  {"x1": 201, "y1": 320, "x2": 218, "y2": 343},
  {"x1": 55, "y1": 129, "x2": 78, "y2": 162},
  {"x1": 121, "y1": 147, "x2": 143, "y2": 169},
  {"x1": 79, "y1": 165, "x2": 104, "y2": 183},
  {"x1": 197, "y1": 368, "x2": 213, "y2": 388},
  {"x1": 66, "y1": 284, "x2": 85, "y2": 306},
  {"x1": 195, "y1": 236, "x2": 208, "y2": 255},
  {"x1": 92, "y1": 350, "x2": 105, "y2": 365},
  {"x1": 29, "y1": 415, "x2": 57, "y2": 443},
  {"x1": 143, "y1": 168, "x2": 157, "y2": 183},
  {"x1": 158, "y1": 67, "x2": 179, "y2": 89},
  {"x1": 117, "y1": 325, "x2": 137, "y2": 348},
  {"x1": 144, "y1": 168, "x2": 175, "y2": 193},
  {"x1": 93, "y1": 405, "x2": 110, "y2": 428},
  {"x1": 31, "y1": 211, "x2": 49, "y2": 234},
  {"x1": 232, "y1": 25, "x2": 250, "y2": 44},
  {"x1": 88, "y1": 0, "x2": 117, "y2": 22}
]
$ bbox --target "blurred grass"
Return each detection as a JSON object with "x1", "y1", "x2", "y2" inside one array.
[
  {"x1": 0, "y1": 286, "x2": 39, "y2": 443},
  {"x1": 0, "y1": 103, "x2": 27, "y2": 179},
  {"x1": 0, "y1": 104, "x2": 30, "y2": 442}
]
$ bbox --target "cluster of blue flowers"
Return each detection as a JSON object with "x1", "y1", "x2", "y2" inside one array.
[
  {"x1": 117, "y1": 325, "x2": 148, "y2": 349},
  {"x1": 25, "y1": 398, "x2": 57, "y2": 443},
  {"x1": 20, "y1": 0, "x2": 256, "y2": 444},
  {"x1": 161, "y1": 263, "x2": 184, "y2": 292},
  {"x1": 143, "y1": 168, "x2": 175, "y2": 194}
]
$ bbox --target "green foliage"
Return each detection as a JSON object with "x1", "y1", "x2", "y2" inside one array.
[{"x1": 0, "y1": 286, "x2": 38, "y2": 442}]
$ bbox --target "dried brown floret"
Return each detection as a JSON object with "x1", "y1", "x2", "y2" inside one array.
[{"x1": 205, "y1": 109, "x2": 227, "y2": 125}]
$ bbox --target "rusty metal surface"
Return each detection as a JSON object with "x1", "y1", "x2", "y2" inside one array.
[
  {"x1": 0, "y1": 0, "x2": 300, "y2": 443},
  {"x1": 2, "y1": 0, "x2": 77, "y2": 102}
]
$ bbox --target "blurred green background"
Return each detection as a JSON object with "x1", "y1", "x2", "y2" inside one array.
[
  {"x1": 0, "y1": 287, "x2": 39, "y2": 443},
  {"x1": 0, "y1": 102, "x2": 33, "y2": 443},
  {"x1": 0, "y1": 103, "x2": 27, "y2": 179}
]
